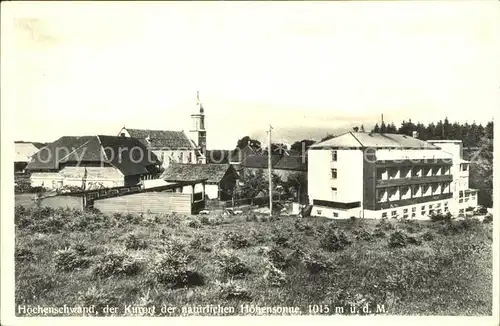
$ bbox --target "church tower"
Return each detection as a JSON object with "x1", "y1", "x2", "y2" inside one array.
[{"x1": 190, "y1": 91, "x2": 207, "y2": 163}]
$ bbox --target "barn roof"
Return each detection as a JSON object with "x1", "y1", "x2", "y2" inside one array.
[
  {"x1": 124, "y1": 128, "x2": 195, "y2": 150},
  {"x1": 161, "y1": 163, "x2": 236, "y2": 183},
  {"x1": 26, "y1": 135, "x2": 160, "y2": 176},
  {"x1": 310, "y1": 132, "x2": 441, "y2": 150}
]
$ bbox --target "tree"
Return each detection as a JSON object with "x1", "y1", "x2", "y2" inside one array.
[
  {"x1": 239, "y1": 169, "x2": 268, "y2": 198},
  {"x1": 290, "y1": 139, "x2": 315, "y2": 152},
  {"x1": 353, "y1": 126, "x2": 359, "y2": 132},
  {"x1": 270, "y1": 143, "x2": 288, "y2": 156},
  {"x1": 360, "y1": 125, "x2": 365, "y2": 132},
  {"x1": 469, "y1": 136, "x2": 493, "y2": 207},
  {"x1": 372, "y1": 123, "x2": 380, "y2": 133},
  {"x1": 320, "y1": 133, "x2": 335, "y2": 142},
  {"x1": 236, "y1": 136, "x2": 261, "y2": 150},
  {"x1": 386, "y1": 122, "x2": 397, "y2": 133},
  {"x1": 380, "y1": 121, "x2": 387, "y2": 133},
  {"x1": 283, "y1": 172, "x2": 308, "y2": 203}
]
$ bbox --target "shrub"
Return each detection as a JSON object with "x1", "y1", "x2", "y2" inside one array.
[
  {"x1": 223, "y1": 231, "x2": 251, "y2": 249},
  {"x1": 376, "y1": 219, "x2": 395, "y2": 231},
  {"x1": 70, "y1": 242, "x2": 99, "y2": 256},
  {"x1": 124, "y1": 233, "x2": 148, "y2": 250},
  {"x1": 92, "y1": 252, "x2": 141, "y2": 278},
  {"x1": 302, "y1": 252, "x2": 333, "y2": 273},
  {"x1": 199, "y1": 215, "x2": 210, "y2": 225},
  {"x1": 215, "y1": 280, "x2": 252, "y2": 301},
  {"x1": 245, "y1": 211, "x2": 258, "y2": 222},
  {"x1": 263, "y1": 263, "x2": 287, "y2": 287},
  {"x1": 259, "y1": 246, "x2": 288, "y2": 269},
  {"x1": 406, "y1": 235, "x2": 422, "y2": 246},
  {"x1": 15, "y1": 248, "x2": 35, "y2": 262},
  {"x1": 150, "y1": 250, "x2": 204, "y2": 288},
  {"x1": 429, "y1": 211, "x2": 452, "y2": 222},
  {"x1": 294, "y1": 219, "x2": 312, "y2": 232},
  {"x1": 372, "y1": 228, "x2": 386, "y2": 238},
  {"x1": 189, "y1": 237, "x2": 213, "y2": 252},
  {"x1": 319, "y1": 226, "x2": 351, "y2": 252},
  {"x1": 215, "y1": 250, "x2": 251, "y2": 278},
  {"x1": 185, "y1": 218, "x2": 202, "y2": 229},
  {"x1": 483, "y1": 213, "x2": 493, "y2": 224},
  {"x1": 353, "y1": 227, "x2": 374, "y2": 242},
  {"x1": 78, "y1": 286, "x2": 118, "y2": 316},
  {"x1": 53, "y1": 248, "x2": 90, "y2": 271},
  {"x1": 422, "y1": 231, "x2": 434, "y2": 241},
  {"x1": 388, "y1": 230, "x2": 407, "y2": 248}
]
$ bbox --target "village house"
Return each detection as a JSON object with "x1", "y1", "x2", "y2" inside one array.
[
  {"x1": 118, "y1": 92, "x2": 208, "y2": 168},
  {"x1": 26, "y1": 135, "x2": 161, "y2": 190},
  {"x1": 14, "y1": 141, "x2": 46, "y2": 174},
  {"x1": 307, "y1": 131, "x2": 477, "y2": 219},
  {"x1": 161, "y1": 163, "x2": 238, "y2": 200}
]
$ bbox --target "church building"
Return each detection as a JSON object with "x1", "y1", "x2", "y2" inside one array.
[{"x1": 118, "y1": 92, "x2": 207, "y2": 169}]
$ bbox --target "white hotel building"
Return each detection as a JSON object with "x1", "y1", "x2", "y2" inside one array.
[{"x1": 307, "y1": 132, "x2": 478, "y2": 219}]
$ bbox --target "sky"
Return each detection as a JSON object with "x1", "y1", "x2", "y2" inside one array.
[{"x1": 2, "y1": 1, "x2": 499, "y2": 149}]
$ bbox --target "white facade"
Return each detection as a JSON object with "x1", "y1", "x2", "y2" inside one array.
[
  {"x1": 308, "y1": 139, "x2": 477, "y2": 220},
  {"x1": 31, "y1": 166, "x2": 125, "y2": 189}
]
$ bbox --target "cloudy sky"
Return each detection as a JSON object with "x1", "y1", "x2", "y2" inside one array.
[{"x1": 3, "y1": 1, "x2": 499, "y2": 148}]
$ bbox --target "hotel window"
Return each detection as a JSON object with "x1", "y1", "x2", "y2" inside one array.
[
  {"x1": 411, "y1": 213, "x2": 416, "y2": 218},
  {"x1": 332, "y1": 150, "x2": 337, "y2": 162},
  {"x1": 459, "y1": 209, "x2": 464, "y2": 214},
  {"x1": 333, "y1": 212, "x2": 339, "y2": 218},
  {"x1": 391, "y1": 210, "x2": 397, "y2": 217},
  {"x1": 436, "y1": 203, "x2": 441, "y2": 208},
  {"x1": 421, "y1": 205, "x2": 425, "y2": 210},
  {"x1": 382, "y1": 212, "x2": 388, "y2": 218},
  {"x1": 444, "y1": 202, "x2": 448, "y2": 206},
  {"x1": 403, "y1": 208, "x2": 408, "y2": 213},
  {"x1": 317, "y1": 210, "x2": 322, "y2": 215},
  {"x1": 331, "y1": 187, "x2": 338, "y2": 200},
  {"x1": 422, "y1": 211, "x2": 426, "y2": 216},
  {"x1": 412, "y1": 207, "x2": 416, "y2": 212},
  {"x1": 179, "y1": 152, "x2": 184, "y2": 162},
  {"x1": 459, "y1": 191, "x2": 464, "y2": 198},
  {"x1": 444, "y1": 207, "x2": 449, "y2": 212},
  {"x1": 429, "y1": 204, "x2": 433, "y2": 209},
  {"x1": 437, "y1": 209, "x2": 442, "y2": 214},
  {"x1": 403, "y1": 214, "x2": 409, "y2": 219},
  {"x1": 331, "y1": 168, "x2": 337, "y2": 179}
]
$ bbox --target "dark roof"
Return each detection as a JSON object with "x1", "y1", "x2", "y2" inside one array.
[
  {"x1": 26, "y1": 135, "x2": 160, "y2": 176},
  {"x1": 161, "y1": 163, "x2": 236, "y2": 183},
  {"x1": 241, "y1": 155, "x2": 281, "y2": 169},
  {"x1": 124, "y1": 128, "x2": 194, "y2": 150},
  {"x1": 230, "y1": 146, "x2": 263, "y2": 163},
  {"x1": 206, "y1": 150, "x2": 232, "y2": 164},
  {"x1": 274, "y1": 156, "x2": 307, "y2": 171},
  {"x1": 310, "y1": 132, "x2": 441, "y2": 150}
]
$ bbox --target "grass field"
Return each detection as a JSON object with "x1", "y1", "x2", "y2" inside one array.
[{"x1": 14, "y1": 206, "x2": 493, "y2": 316}]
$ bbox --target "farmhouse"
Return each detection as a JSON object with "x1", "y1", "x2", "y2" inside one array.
[
  {"x1": 307, "y1": 131, "x2": 477, "y2": 219},
  {"x1": 14, "y1": 141, "x2": 46, "y2": 173},
  {"x1": 161, "y1": 163, "x2": 238, "y2": 200},
  {"x1": 26, "y1": 135, "x2": 161, "y2": 190}
]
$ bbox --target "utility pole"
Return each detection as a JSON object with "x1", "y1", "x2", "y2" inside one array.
[{"x1": 268, "y1": 125, "x2": 273, "y2": 217}]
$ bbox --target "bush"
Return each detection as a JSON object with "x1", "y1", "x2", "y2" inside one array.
[
  {"x1": 245, "y1": 211, "x2": 258, "y2": 222},
  {"x1": 189, "y1": 237, "x2": 213, "y2": 252},
  {"x1": 259, "y1": 246, "x2": 288, "y2": 269},
  {"x1": 372, "y1": 228, "x2": 386, "y2": 238},
  {"x1": 185, "y1": 218, "x2": 202, "y2": 228},
  {"x1": 429, "y1": 211, "x2": 452, "y2": 222},
  {"x1": 406, "y1": 235, "x2": 422, "y2": 246},
  {"x1": 70, "y1": 242, "x2": 99, "y2": 256},
  {"x1": 422, "y1": 231, "x2": 434, "y2": 241},
  {"x1": 124, "y1": 233, "x2": 148, "y2": 250},
  {"x1": 376, "y1": 219, "x2": 395, "y2": 231},
  {"x1": 388, "y1": 230, "x2": 407, "y2": 248},
  {"x1": 271, "y1": 229, "x2": 291, "y2": 247},
  {"x1": 54, "y1": 248, "x2": 90, "y2": 271},
  {"x1": 263, "y1": 263, "x2": 287, "y2": 287},
  {"x1": 302, "y1": 252, "x2": 333, "y2": 273},
  {"x1": 483, "y1": 213, "x2": 493, "y2": 224},
  {"x1": 215, "y1": 250, "x2": 251, "y2": 279},
  {"x1": 92, "y1": 252, "x2": 141, "y2": 278},
  {"x1": 223, "y1": 231, "x2": 251, "y2": 249},
  {"x1": 353, "y1": 227, "x2": 374, "y2": 242},
  {"x1": 215, "y1": 280, "x2": 252, "y2": 301},
  {"x1": 294, "y1": 219, "x2": 312, "y2": 232},
  {"x1": 319, "y1": 226, "x2": 351, "y2": 252},
  {"x1": 15, "y1": 248, "x2": 35, "y2": 262},
  {"x1": 150, "y1": 250, "x2": 204, "y2": 288}
]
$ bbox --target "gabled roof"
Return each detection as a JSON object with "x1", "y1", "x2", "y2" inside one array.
[
  {"x1": 206, "y1": 150, "x2": 232, "y2": 164},
  {"x1": 123, "y1": 128, "x2": 195, "y2": 150},
  {"x1": 241, "y1": 155, "x2": 282, "y2": 169},
  {"x1": 161, "y1": 163, "x2": 236, "y2": 183},
  {"x1": 14, "y1": 142, "x2": 43, "y2": 163},
  {"x1": 15, "y1": 141, "x2": 47, "y2": 149},
  {"x1": 26, "y1": 135, "x2": 160, "y2": 176},
  {"x1": 310, "y1": 132, "x2": 440, "y2": 150}
]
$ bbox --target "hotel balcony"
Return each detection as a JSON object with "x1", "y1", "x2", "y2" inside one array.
[{"x1": 376, "y1": 174, "x2": 452, "y2": 188}]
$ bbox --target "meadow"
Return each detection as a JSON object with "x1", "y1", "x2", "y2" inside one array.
[{"x1": 14, "y1": 206, "x2": 493, "y2": 316}]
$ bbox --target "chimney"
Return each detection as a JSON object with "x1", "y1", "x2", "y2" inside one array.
[{"x1": 412, "y1": 131, "x2": 419, "y2": 138}]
